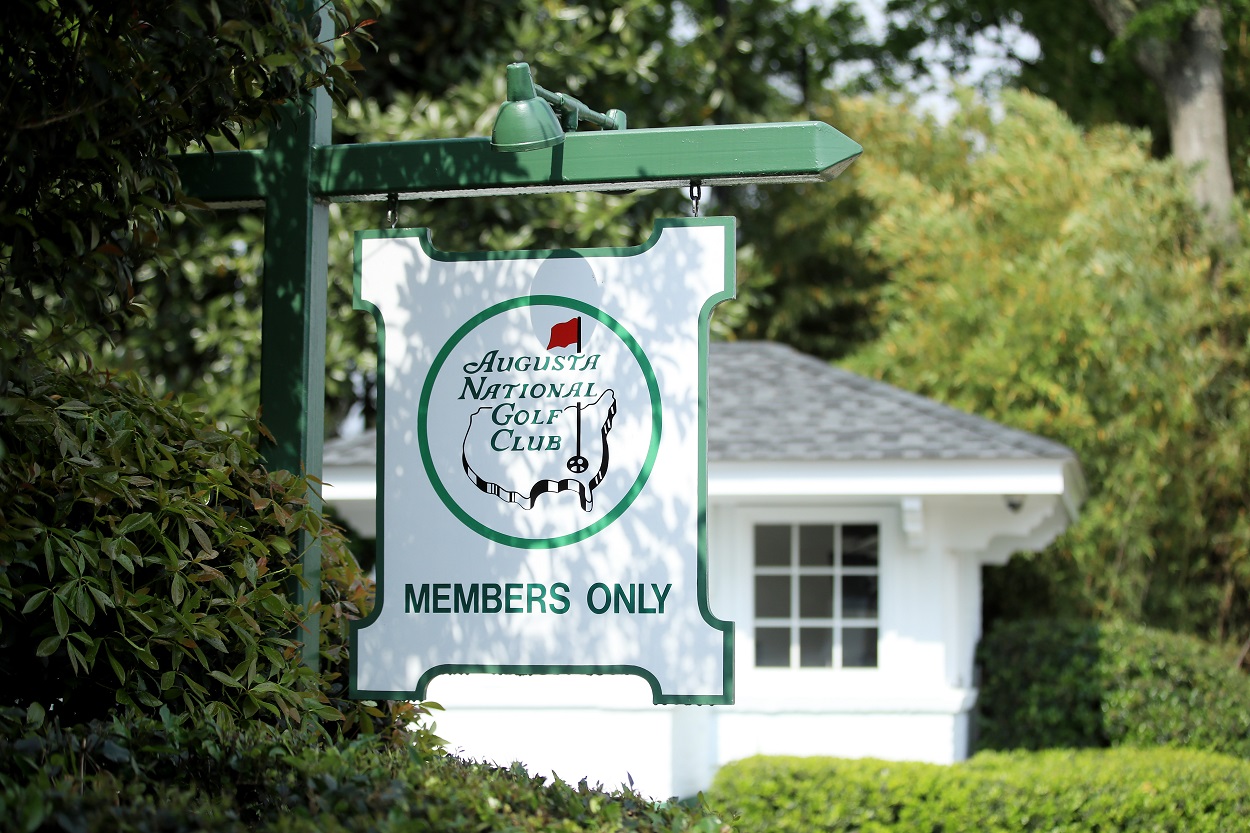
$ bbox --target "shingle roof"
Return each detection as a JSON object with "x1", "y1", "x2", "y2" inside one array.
[
  {"x1": 708, "y1": 341, "x2": 1075, "y2": 462},
  {"x1": 324, "y1": 341, "x2": 1075, "y2": 466}
]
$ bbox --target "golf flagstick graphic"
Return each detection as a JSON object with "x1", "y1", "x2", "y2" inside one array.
[{"x1": 547, "y1": 317, "x2": 590, "y2": 474}]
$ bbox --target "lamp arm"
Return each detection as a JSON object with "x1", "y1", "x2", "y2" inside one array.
[{"x1": 534, "y1": 85, "x2": 627, "y2": 132}]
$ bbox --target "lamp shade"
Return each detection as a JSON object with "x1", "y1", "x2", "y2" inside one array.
[
  {"x1": 491, "y1": 99, "x2": 564, "y2": 152},
  {"x1": 491, "y1": 63, "x2": 565, "y2": 152}
]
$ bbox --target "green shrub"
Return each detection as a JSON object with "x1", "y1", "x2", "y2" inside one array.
[
  {"x1": 707, "y1": 748, "x2": 1250, "y2": 833},
  {"x1": 973, "y1": 619, "x2": 1105, "y2": 750},
  {"x1": 0, "y1": 361, "x2": 425, "y2": 743},
  {"x1": 0, "y1": 707, "x2": 727, "y2": 832},
  {"x1": 975, "y1": 618, "x2": 1250, "y2": 756}
]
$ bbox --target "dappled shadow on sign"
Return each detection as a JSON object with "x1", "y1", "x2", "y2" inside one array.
[{"x1": 350, "y1": 221, "x2": 734, "y2": 704}]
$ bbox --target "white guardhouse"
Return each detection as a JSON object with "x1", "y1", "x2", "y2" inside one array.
[{"x1": 323, "y1": 341, "x2": 1085, "y2": 799}]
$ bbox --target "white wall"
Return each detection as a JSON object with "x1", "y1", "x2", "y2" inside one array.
[
  {"x1": 427, "y1": 675, "x2": 677, "y2": 798},
  {"x1": 417, "y1": 494, "x2": 1050, "y2": 799},
  {"x1": 716, "y1": 710, "x2": 971, "y2": 764},
  {"x1": 710, "y1": 500, "x2": 977, "y2": 772}
]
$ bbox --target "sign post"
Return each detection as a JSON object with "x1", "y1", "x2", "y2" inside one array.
[{"x1": 174, "y1": 47, "x2": 861, "y2": 683}]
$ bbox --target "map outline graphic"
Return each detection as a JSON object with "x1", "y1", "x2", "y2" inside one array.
[
  {"x1": 418, "y1": 295, "x2": 662, "y2": 549},
  {"x1": 462, "y1": 390, "x2": 617, "y2": 511}
]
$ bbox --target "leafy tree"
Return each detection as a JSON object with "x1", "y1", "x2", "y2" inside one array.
[
  {"x1": 880, "y1": 0, "x2": 1249, "y2": 245},
  {"x1": 832, "y1": 89, "x2": 1250, "y2": 643},
  {"x1": 1087, "y1": 0, "x2": 1238, "y2": 241},
  {"x1": 0, "y1": 0, "x2": 375, "y2": 402},
  {"x1": 350, "y1": 0, "x2": 526, "y2": 106},
  {"x1": 0, "y1": 362, "x2": 430, "y2": 741}
]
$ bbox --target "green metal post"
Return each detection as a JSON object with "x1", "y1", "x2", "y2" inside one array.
[{"x1": 258, "y1": 2, "x2": 332, "y2": 673}]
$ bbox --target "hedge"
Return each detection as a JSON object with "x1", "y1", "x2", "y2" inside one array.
[
  {"x1": 975, "y1": 618, "x2": 1250, "y2": 756},
  {"x1": 707, "y1": 748, "x2": 1250, "y2": 833},
  {"x1": 0, "y1": 708, "x2": 728, "y2": 832},
  {"x1": 0, "y1": 362, "x2": 425, "y2": 742}
]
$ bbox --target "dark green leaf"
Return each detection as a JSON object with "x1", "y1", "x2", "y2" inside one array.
[{"x1": 52, "y1": 597, "x2": 70, "y2": 638}]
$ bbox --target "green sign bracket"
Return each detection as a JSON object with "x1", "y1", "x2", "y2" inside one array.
[
  {"x1": 177, "y1": 120, "x2": 861, "y2": 206},
  {"x1": 172, "y1": 29, "x2": 861, "y2": 675}
]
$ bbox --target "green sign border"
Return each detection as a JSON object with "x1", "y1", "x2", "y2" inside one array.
[
  {"x1": 349, "y1": 218, "x2": 736, "y2": 706},
  {"x1": 418, "y1": 296, "x2": 661, "y2": 549}
]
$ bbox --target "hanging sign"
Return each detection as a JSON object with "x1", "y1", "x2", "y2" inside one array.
[{"x1": 350, "y1": 218, "x2": 734, "y2": 704}]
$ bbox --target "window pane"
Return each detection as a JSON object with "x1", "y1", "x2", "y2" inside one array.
[
  {"x1": 755, "y1": 525, "x2": 791, "y2": 566},
  {"x1": 799, "y1": 627, "x2": 833, "y2": 667},
  {"x1": 755, "y1": 576, "x2": 791, "y2": 618},
  {"x1": 842, "y1": 524, "x2": 879, "y2": 566},
  {"x1": 842, "y1": 576, "x2": 878, "y2": 618},
  {"x1": 755, "y1": 628, "x2": 790, "y2": 667},
  {"x1": 799, "y1": 524, "x2": 835, "y2": 566},
  {"x1": 799, "y1": 575, "x2": 833, "y2": 617},
  {"x1": 843, "y1": 627, "x2": 879, "y2": 667}
]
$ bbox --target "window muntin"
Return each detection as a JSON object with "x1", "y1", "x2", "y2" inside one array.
[{"x1": 753, "y1": 523, "x2": 880, "y2": 669}]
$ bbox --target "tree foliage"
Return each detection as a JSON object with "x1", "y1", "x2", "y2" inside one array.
[
  {"x1": 878, "y1": 0, "x2": 1250, "y2": 194},
  {"x1": 0, "y1": 0, "x2": 372, "y2": 394},
  {"x1": 833, "y1": 89, "x2": 1250, "y2": 640},
  {"x1": 350, "y1": 0, "x2": 526, "y2": 106},
  {"x1": 105, "y1": 0, "x2": 873, "y2": 427},
  {"x1": 0, "y1": 0, "x2": 430, "y2": 755}
]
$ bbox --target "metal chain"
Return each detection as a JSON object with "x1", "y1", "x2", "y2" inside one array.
[
  {"x1": 689, "y1": 182, "x2": 702, "y2": 217},
  {"x1": 386, "y1": 192, "x2": 399, "y2": 229}
]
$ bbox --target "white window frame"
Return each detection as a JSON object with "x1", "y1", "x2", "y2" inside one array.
[
  {"x1": 753, "y1": 521, "x2": 880, "y2": 669},
  {"x1": 722, "y1": 505, "x2": 899, "y2": 692}
]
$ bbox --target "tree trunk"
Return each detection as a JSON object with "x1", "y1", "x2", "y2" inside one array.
[{"x1": 1088, "y1": 0, "x2": 1236, "y2": 246}]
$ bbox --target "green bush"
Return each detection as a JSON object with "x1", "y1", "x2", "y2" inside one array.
[
  {"x1": 975, "y1": 619, "x2": 1250, "y2": 756},
  {"x1": 707, "y1": 748, "x2": 1250, "y2": 833},
  {"x1": 0, "y1": 707, "x2": 728, "y2": 832},
  {"x1": 0, "y1": 361, "x2": 425, "y2": 742}
]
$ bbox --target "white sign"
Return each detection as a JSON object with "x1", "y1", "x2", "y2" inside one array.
[{"x1": 350, "y1": 219, "x2": 734, "y2": 704}]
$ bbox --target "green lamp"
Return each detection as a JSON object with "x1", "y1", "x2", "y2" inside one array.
[{"x1": 491, "y1": 62, "x2": 626, "y2": 153}]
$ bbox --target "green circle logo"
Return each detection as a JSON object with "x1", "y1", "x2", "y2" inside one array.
[{"x1": 418, "y1": 295, "x2": 662, "y2": 549}]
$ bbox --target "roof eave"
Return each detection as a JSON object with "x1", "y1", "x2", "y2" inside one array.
[{"x1": 708, "y1": 457, "x2": 1085, "y2": 507}]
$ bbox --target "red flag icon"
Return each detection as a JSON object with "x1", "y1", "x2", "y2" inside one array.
[{"x1": 546, "y1": 317, "x2": 581, "y2": 351}]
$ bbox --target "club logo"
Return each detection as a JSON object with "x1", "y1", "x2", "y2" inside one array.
[{"x1": 418, "y1": 295, "x2": 661, "y2": 549}]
